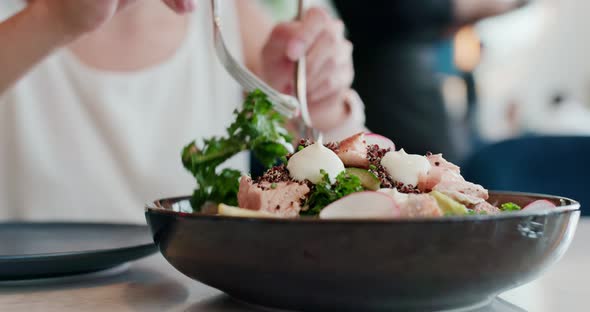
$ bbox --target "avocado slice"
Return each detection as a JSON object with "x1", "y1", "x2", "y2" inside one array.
[
  {"x1": 346, "y1": 168, "x2": 381, "y2": 191},
  {"x1": 218, "y1": 204, "x2": 276, "y2": 218},
  {"x1": 430, "y1": 191, "x2": 469, "y2": 216}
]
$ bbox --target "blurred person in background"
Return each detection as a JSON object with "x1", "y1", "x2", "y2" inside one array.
[
  {"x1": 333, "y1": 0, "x2": 528, "y2": 162},
  {"x1": 0, "y1": 0, "x2": 364, "y2": 223}
]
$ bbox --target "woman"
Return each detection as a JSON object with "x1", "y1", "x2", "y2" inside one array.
[{"x1": 0, "y1": 0, "x2": 364, "y2": 223}]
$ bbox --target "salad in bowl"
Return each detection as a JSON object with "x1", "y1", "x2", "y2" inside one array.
[
  {"x1": 147, "y1": 90, "x2": 579, "y2": 312},
  {"x1": 181, "y1": 90, "x2": 554, "y2": 219}
]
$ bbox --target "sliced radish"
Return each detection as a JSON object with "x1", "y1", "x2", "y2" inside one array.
[
  {"x1": 365, "y1": 133, "x2": 395, "y2": 150},
  {"x1": 319, "y1": 191, "x2": 400, "y2": 219},
  {"x1": 522, "y1": 200, "x2": 557, "y2": 212}
]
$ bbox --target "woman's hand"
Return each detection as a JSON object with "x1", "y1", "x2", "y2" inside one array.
[
  {"x1": 260, "y1": 8, "x2": 354, "y2": 131},
  {"x1": 28, "y1": 0, "x2": 194, "y2": 39}
]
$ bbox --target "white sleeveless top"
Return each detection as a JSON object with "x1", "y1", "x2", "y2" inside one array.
[{"x1": 0, "y1": 1, "x2": 248, "y2": 223}]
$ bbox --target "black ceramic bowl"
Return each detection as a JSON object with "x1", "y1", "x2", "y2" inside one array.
[{"x1": 145, "y1": 192, "x2": 580, "y2": 312}]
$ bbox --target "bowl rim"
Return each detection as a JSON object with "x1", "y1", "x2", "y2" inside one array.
[{"x1": 145, "y1": 191, "x2": 580, "y2": 224}]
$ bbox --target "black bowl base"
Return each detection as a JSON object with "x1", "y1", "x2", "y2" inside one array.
[
  {"x1": 147, "y1": 192, "x2": 578, "y2": 312},
  {"x1": 228, "y1": 293, "x2": 496, "y2": 312}
]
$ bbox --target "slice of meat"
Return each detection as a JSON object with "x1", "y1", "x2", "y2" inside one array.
[
  {"x1": 473, "y1": 201, "x2": 501, "y2": 215},
  {"x1": 399, "y1": 194, "x2": 443, "y2": 218},
  {"x1": 417, "y1": 153, "x2": 488, "y2": 206},
  {"x1": 337, "y1": 132, "x2": 370, "y2": 168},
  {"x1": 418, "y1": 154, "x2": 460, "y2": 191},
  {"x1": 428, "y1": 154, "x2": 460, "y2": 173},
  {"x1": 237, "y1": 176, "x2": 310, "y2": 218},
  {"x1": 433, "y1": 172, "x2": 488, "y2": 206}
]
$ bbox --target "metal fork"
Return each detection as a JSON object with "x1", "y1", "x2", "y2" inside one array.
[
  {"x1": 294, "y1": 0, "x2": 321, "y2": 142},
  {"x1": 210, "y1": 0, "x2": 320, "y2": 141},
  {"x1": 210, "y1": 0, "x2": 299, "y2": 119}
]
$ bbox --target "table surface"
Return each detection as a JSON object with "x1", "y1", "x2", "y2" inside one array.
[{"x1": 1, "y1": 219, "x2": 588, "y2": 312}]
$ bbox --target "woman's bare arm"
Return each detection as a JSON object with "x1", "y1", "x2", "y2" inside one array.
[
  {"x1": 0, "y1": 0, "x2": 189, "y2": 96},
  {"x1": 0, "y1": 5, "x2": 72, "y2": 95}
]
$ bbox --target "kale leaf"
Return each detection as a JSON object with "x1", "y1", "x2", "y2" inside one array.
[
  {"x1": 302, "y1": 170, "x2": 364, "y2": 216},
  {"x1": 500, "y1": 202, "x2": 522, "y2": 211},
  {"x1": 182, "y1": 90, "x2": 291, "y2": 210}
]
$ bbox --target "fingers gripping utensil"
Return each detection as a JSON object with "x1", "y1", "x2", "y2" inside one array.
[
  {"x1": 210, "y1": 0, "x2": 320, "y2": 142},
  {"x1": 210, "y1": 0, "x2": 298, "y2": 118}
]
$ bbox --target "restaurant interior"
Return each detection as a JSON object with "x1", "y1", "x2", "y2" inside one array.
[{"x1": 0, "y1": 0, "x2": 588, "y2": 311}]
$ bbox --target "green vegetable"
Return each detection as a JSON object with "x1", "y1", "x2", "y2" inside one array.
[
  {"x1": 430, "y1": 191, "x2": 469, "y2": 216},
  {"x1": 467, "y1": 210, "x2": 487, "y2": 216},
  {"x1": 345, "y1": 168, "x2": 381, "y2": 191},
  {"x1": 302, "y1": 170, "x2": 364, "y2": 216},
  {"x1": 501, "y1": 202, "x2": 522, "y2": 211},
  {"x1": 182, "y1": 90, "x2": 291, "y2": 210}
]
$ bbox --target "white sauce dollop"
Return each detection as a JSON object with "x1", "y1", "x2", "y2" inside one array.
[
  {"x1": 380, "y1": 149, "x2": 431, "y2": 186},
  {"x1": 287, "y1": 141, "x2": 345, "y2": 184}
]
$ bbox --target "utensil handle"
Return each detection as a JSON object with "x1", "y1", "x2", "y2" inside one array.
[
  {"x1": 294, "y1": 0, "x2": 307, "y2": 117},
  {"x1": 294, "y1": 0, "x2": 318, "y2": 141}
]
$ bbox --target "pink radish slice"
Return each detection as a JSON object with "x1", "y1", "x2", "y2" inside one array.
[
  {"x1": 365, "y1": 133, "x2": 395, "y2": 150},
  {"x1": 523, "y1": 199, "x2": 557, "y2": 212},
  {"x1": 319, "y1": 191, "x2": 400, "y2": 219}
]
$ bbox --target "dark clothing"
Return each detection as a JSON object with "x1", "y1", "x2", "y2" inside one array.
[
  {"x1": 334, "y1": 1, "x2": 461, "y2": 161},
  {"x1": 335, "y1": 1, "x2": 454, "y2": 42}
]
